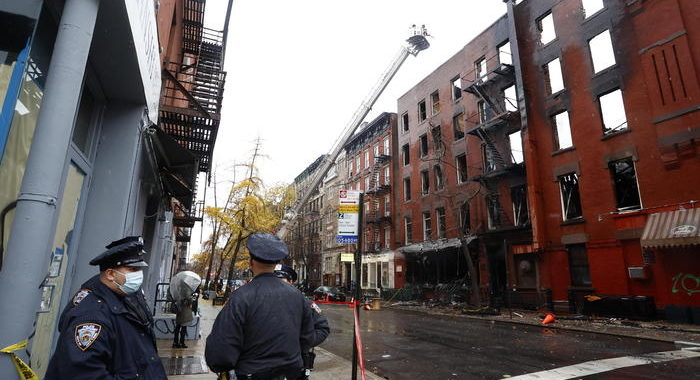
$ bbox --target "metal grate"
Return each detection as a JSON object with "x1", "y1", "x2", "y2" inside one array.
[{"x1": 160, "y1": 355, "x2": 209, "y2": 375}]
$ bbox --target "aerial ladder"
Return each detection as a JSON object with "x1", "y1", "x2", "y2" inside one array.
[{"x1": 276, "y1": 26, "x2": 430, "y2": 239}]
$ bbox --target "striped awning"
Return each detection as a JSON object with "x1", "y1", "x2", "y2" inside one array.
[{"x1": 640, "y1": 208, "x2": 700, "y2": 248}]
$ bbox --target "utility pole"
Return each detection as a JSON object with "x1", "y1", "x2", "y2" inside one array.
[{"x1": 352, "y1": 194, "x2": 364, "y2": 380}]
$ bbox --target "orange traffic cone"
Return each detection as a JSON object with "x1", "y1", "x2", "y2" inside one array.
[{"x1": 542, "y1": 313, "x2": 556, "y2": 325}]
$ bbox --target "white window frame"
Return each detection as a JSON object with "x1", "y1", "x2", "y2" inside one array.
[{"x1": 422, "y1": 212, "x2": 431, "y2": 241}]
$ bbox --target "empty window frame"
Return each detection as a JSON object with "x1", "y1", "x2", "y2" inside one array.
[
  {"x1": 582, "y1": 0, "x2": 604, "y2": 18},
  {"x1": 544, "y1": 58, "x2": 564, "y2": 95},
  {"x1": 452, "y1": 76, "x2": 462, "y2": 100},
  {"x1": 404, "y1": 217, "x2": 413, "y2": 244},
  {"x1": 365, "y1": 150, "x2": 370, "y2": 168},
  {"x1": 422, "y1": 211, "x2": 432, "y2": 241},
  {"x1": 460, "y1": 202, "x2": 471, "y2": 234},
  {"x1": 436, "y1": 207, "x2": 446, "y2": 238},
  {"x1": 559, "y1": 173, "x2": 583, "y2": 220},
  {"x1": 509, "y1": 131, "x2": 524, "y2": 164},
  {"x1": 589, "y1": 30, "x2": 616, "y2": 73},
  {"x1": 608, "y1": 158, "x2": 641, "y2": 210},
  {"x1": 487, "y1": 195, "x2": 501, "y2": 230},
  {"x1": 403, "y1": 177, "x2": 411, "y2": 201},
  {"x1": 537, "y1": 12, "x2": 556, "y2": 45},
  {"x1": 504, "y1": 85, "x2": 518, "y2": 112},
  {"x1": 419, "y1": 134, "x2": 429, "y2": 157},
  {"x1": 431, "y1": 125, "x2": 442, "y2": 147},
  {"x1": 599, "y1": 89, "x2": 627, "y2": 133},
  {"x1": 552, "y1": 111, "x2": 573, "y2": 150},
  {"x1": 499, "y1": 41, "x2": 512, "y2": 65},
  {"x1": 383, "y1": 137, "x2": 390, "y2": 155},
  {"x1": 384, "y1": 166, "x2": 390, "y2": 185},
  {"x1": 402, "y1": 144, "x2": 410, "y2": 165},
  {"x1": 567, "y1": 244, "x2": 592, "y2": 286},
  {"x1": 453, "y1": 113, "x2": 465, "y2": 140},
  {"x1": 456, "y1": 154, "x2": 468, "y2": 183},
  {"x1": 401, "y1": 112, "x2": 409, "y2": 132},
  {"x1": 476, "y1": 57, "x2": 488, "y2": 81},
  {"x1": 384, "y1": 195, "x2": 391, "y2": 216},
  {"x1": 434, "y1": 165, "x2": 445, "y2": 190},
  {"x1": 511, "y1": 185, "x2": 529, "y2": 227},
  {"x1": 418, "y1": 99, "x2": 427, "y2": 122},
  {"x1": 482, "y1": 144, "x2": 497, "y2": 172},
  {"x1": 431, "y1": 91, "x2": 440, "y2": 115},
  {"x1": 478, "y1": 101, "x2": 487, "y2": 123},
  {"x1": 420, "y1": 170, "x2": 430, "y2": 195}
]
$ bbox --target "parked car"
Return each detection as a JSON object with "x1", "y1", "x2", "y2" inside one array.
[{"x1": 313, "y1": 286, "x2": 347, "y2": 302}]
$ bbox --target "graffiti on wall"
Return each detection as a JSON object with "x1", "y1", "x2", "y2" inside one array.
[{"x1": 671, "y1": 273, "x2": 700, "y2": 296}]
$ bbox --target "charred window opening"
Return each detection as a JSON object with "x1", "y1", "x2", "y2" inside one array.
[
  {"x1": 476, "y1": 56, "x2": 487, "y2": 81},
  {"x1": 608, "y1": 158, "x2": 641, "y2": 210},
  {"x1": 499, "y1": 41, "x2": 512, "y2": 65},
  {"x1": 431, "y1": 91, "x2": 440, "y2": 115},
  {"x1": 403, "y1": 177, "x2": 411, "y2": 201},
  {"x1": 434, "y1": 165, "x2": 445, "y2": 190},
  {"x1": 402, "y1": 144, "x2": 410, "y2": 165},
  {"x1": 423, "y1": 211, "x2": 432, "y2": 241},
  {"x1": 452, "y1": 76, "x2": 462, "y2": 100},
  {"x1": 511, "y1": 185, "x2": 529, "y2": 227},
  {"x1": 404, "y1": 217, "x2": 413, "y2": 244},
  {"x1": 582, "y1": 0, "x2": 604, "y2": 18},
  {"x1": 482, "y1": 144, "x2": 497, "y2": 173},
  {"x1": 552, "y1": 111, "x2": 573, "y2": 150},
  {"x1": 509, "y1": 131, "x2": 524, "y2": 164},
  {"x1": 599, "y1": 89, "x2": 627, "y2": 134},
  {"x1": 544, "y1": 58, "x2": 564, "y2": 95},
  {"x1": 401, "y1": 112, "x2": 409, "y2": 132},
  {"x1": 504, "y1": 85, "x2": 518, "y2": 112},
  {"x1": 589, "y1": 30, "x2": 616, "y2": 74},
  {"x1": 559, "y1": 173, "x2": 583, "y2": 220},
  {"x1": 567, "y1": 244, "x2": 592, "y2": 286},
  {"x1": 436, "y1": 207, "x2": 446, "y2": 239},
  {"x1": 478, "y1": 101, "x2": 487, "y2": 123},
  {"x1": 421, "y1": 170, "x2": 430, "y2": 195},
  {"x1": 460, "y1": 202, "x2": 471, "y2": 234},
  {"x1": 537, "y1": 12, "x2": 556, "y2": 45},
  {"x1": 419, "y1": 134, "x2": 429, "y2": 157},
  {"x1": 418, "y1": 99, "x2": 427, "y2": 122},
  {"x1": 487, "y1": 195, "x2": 501, "y2": 230},
  {"x1": 431, "y1": 125, "x2": 442, "y2": 148},
  {"x1": 453, "y1": 113, "x2": 465, "y2": 140},
  {"x1": 456, "y1": 154, "x2": 468, "y2": 183}
]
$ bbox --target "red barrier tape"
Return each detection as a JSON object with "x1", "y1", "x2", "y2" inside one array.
[{"x1": 353, "y1": 306, "x2": 367, "y2": 380}]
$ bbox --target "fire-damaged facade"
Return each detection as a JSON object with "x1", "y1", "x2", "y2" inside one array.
[{"x1": 396, "y1": 0, "x2": 700, "y2": 321}]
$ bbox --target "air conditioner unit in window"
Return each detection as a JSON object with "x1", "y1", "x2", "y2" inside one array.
[{"x1": 628, "y1": 266, "x2": 647, "y2": 280}]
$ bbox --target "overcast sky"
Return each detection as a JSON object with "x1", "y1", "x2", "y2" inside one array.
[{"x1": 189, "y1": 1, "x2": 508, "y2": 254}]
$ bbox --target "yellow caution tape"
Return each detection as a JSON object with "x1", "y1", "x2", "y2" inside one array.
[{"x1": 1, "y1": 340, "x2": 39, "y2": 380}]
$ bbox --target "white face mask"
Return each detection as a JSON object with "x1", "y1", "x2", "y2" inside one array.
[{"x1": 113, "y1": 269, "x2": 143, "y2": 294}]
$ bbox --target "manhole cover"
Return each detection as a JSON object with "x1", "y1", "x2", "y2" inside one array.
[{"x1": 160, "y1": 355, "x2": 208, "y2": 375}]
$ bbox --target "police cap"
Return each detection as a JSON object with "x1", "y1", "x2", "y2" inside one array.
[
  {"x1": 89, "y1": 236, "x2": 149, "y2": 271},
  {"x1": 247, "y1": 233, "x2": 288, "y2": 263},
  {"x1": 274, "y1": 264, "x2": 297, "y2": 283}
]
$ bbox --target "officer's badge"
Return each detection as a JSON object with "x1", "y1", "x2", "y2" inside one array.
[
  {"x1": 72, "y1": 289, "x2": 91, "y2": 305},
  {"x1": 311, "y1": 302, "x2": 322, "y2": 314},
  {"x1": 74, "y1": 323, "x2": 102, "y2": 351}
]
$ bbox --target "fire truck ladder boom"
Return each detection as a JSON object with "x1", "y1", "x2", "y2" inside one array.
[{"x1": 277, "y1": 26, "x2": 430, "y2": 239}]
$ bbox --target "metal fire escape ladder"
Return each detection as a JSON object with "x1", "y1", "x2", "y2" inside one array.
[
  {"x1": 277, "y1": 27, "x2": 431, "y2": 239},
  {"x1": 475, "y1": 128, "x2": 506, "y2": 170}
]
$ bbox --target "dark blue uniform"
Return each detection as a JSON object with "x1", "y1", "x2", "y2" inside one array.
[
  {"x1": 205, "y1": 273, "x2": 315, "y2": 377},
  {"x1": 45, "y1": 275, "x2": 167, "y2": 380}
]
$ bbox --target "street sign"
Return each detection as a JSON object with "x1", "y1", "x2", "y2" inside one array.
[
  {"x1": 341, "y1": 253, "x2": 355, "y2": 262},
  {"x1": 336, "y1": 190, "x2": 360, "y2": 244}
]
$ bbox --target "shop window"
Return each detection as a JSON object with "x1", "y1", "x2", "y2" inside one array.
[
  {"x1": 515, "y1": 255, "x2": 537, "y2": 288},
  {"x1": 567, "y1": 244, "x2": 592, "y2": 286},
  {"x1": 589, "y1": 30, "x2": 616, "y2": 73},
  {"x1": 582, "y1": 0, "x2": 604, "y2": 18},
  {"x1": 599, "y1": 89, "x2": 627, "y2": 133},
  {"x1": 456, "y1": 154, "x2": 468, "y2": 183},
  {"x1": 559, "y1": 173, "x2": 583, "y2": 220},
  {"x1": 401, "y1": 112, "x2": 409, "y2": 132},
  {"x1": 552, "y1": 111, "x2": 573, "y2": 150},
  {"x1": 402, "y1": 144, "x2": 409, "y2": 166},
  {"x1": 608, "y1": 158, "x2": 641, "y2": 210},
  {"x1": 460, "y1": 202, "x2": 471, "y2": 234},
  {"x1": 362, "y1": 263, "x2": 369, "y2": 287},
  {"x1": 475, "y1": 57, "x2": 487, "y2": 81},
  {"x1": 419, "y1": 134, "x2": 428, "y2": 157},
  {"x1": 504, "y1": 85, "x2": 517, "y2": 112},
  {"x1": 420, "y1": 170, "x2": 430, "y2": 195},
  {"x1": 418, "y1": 99, "x2": 427, "y2": 122},
  {"x1": 381, "y1": 261, "x2": 389, "y2": 287},
  {"x1": 404, "y1": 217, "x2": 413, "y2": 244},
  {"x1": 71, "y1": 88, "x2": 97, "y2": 155},
  {"x1": 511, "y1": 185, "x2": 529, "y2": 227},
  {"x1": 422, "y1": 211, "x2": 432, "y2": 241},
  {"x1": 453, "y1": 113, "x2": 465, "y2": 140},
  {"x1": 452, "y1": 76, "x2": 462, "y2": 100},
  {"x1": 403, "y1": 177, "x2": 411, "y2": 201},
  {"x1": 431, "y1": 91, "x2": 440, "y2": 115},
  {"x1": 544, "y1": 58, "x2": 564, "y2": 95},
  {"x1": 436, "y1": 207, "x2": 446, "y2": 239},
  {"x1": 509, "y1": 131, "x2": 523, "y2": 164},
  {"x1": 538, "y1": 12, "x2": 556, "y2": 45},
  {"x1": 434, "y1": 165, "x2": 444, "y2": 190},
  {"x1": 499, "y1": 41, "x2": 512, "y2": 65},
  {"x1": 487, "y1": 195, "x2": 501, "y2": 230}
]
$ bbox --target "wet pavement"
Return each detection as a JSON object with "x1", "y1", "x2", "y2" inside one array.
[{"x1": 319, "y1": 304, "x2": 700, "y2": 379}]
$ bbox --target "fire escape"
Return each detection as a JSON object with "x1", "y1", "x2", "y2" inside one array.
[
  {"x1": 364, "y1": 152, "x2": 391, "y2": 252},
  {"x1": 463, "y1": 56, "x2": 525, "y2": 230},
  {"x1": 158, "y1": 0, "x2": 227, "y2": 240}
]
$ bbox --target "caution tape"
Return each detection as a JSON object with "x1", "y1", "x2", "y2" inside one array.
[{"x1": 0, "y1": 340, "x2": 39, "y2": 380}]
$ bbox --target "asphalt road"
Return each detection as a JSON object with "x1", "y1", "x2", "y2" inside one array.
[{"x1": 318, "y1": 304, "x2": 700, "y2": 379}]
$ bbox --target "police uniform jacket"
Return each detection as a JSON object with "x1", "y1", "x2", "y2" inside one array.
[
  {"x1": 305, "y1": 298, "x2": 329, "y2": 349},
  {"x1": 45, "y1": 275, "x2": 167, "y2": 380},
  {"x1": 205, "y1": 272, "x2": 315, "y2": 375}
]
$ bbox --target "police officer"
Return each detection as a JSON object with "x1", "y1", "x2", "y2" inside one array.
[
  {"x1": 274, "y1": 265, "x2": 329, "y2": 380},
  {"x1": 205, "y1": 233, "x2": 315, "y2": 379},
  {"x1": 45, "y1": 236, "x2": 167, "y2": 380}
]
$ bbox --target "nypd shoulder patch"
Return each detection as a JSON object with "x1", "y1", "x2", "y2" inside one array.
[
  {"x1": 74, "y1": 323, "x2": 102, "y2": 351},
  {"x1": 72, "y1": 289, "x2": 91, "y2": 306},
  {"x1": 310, "y1": 302, "x2": 322, "y2": 314}
]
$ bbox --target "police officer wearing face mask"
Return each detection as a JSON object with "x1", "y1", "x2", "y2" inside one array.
[{"x1": 45, "y1": 236, "x2": 167, "y2": 380}]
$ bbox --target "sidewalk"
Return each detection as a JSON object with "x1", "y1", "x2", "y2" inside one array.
[{"x1": 158, "y1": 300, "x2": 383, "y2": 380}]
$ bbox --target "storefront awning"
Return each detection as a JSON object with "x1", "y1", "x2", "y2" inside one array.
[{"x1": 640, "y1": 208, "x2": 700, "y2": 248}]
